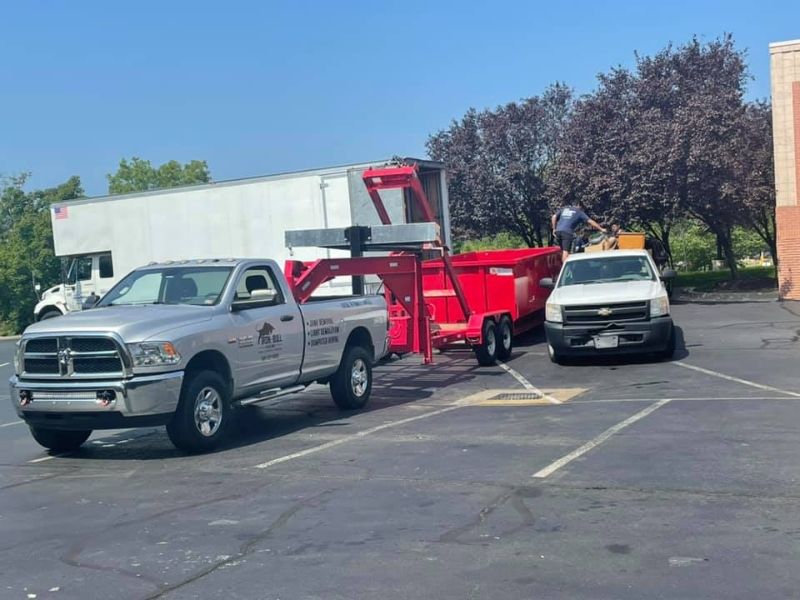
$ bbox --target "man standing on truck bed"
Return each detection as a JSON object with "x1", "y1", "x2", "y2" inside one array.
[{"x1": 551, "y1": 202, "x2": 606, "y2": 262}]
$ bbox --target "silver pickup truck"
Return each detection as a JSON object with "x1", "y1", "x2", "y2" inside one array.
[{"x1": 9, "y1": 259, "x2": 388, "y2": 453}]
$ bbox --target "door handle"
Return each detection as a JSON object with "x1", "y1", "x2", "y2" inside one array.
[{"x1": 280, "y1": 314, "x2": 295, "y2": 322}]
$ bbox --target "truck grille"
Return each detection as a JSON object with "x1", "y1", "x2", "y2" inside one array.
[
  {"x1": 21, "y1": 336, "x2": 127, "y2": 379},
  {"x1": 563, "y1": 302, "x2": 649, "y2": 326}
]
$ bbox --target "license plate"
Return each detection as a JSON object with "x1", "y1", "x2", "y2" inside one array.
[{"x1": 594, "y1": 335, "x2": 619, "y2": 349}]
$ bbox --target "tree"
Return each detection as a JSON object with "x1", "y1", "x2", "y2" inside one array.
[
  {"x1": 549, "y1": 69, "x2": 676, "y2": 242},
  {"x1": 0, "y1": 175, "x2": 84, "y2": 334},
  {"x1": 735, "y1": 101, "x2": 776, "y2": 265},
  {"x1": 649, "y1": 36, "x2": 748, "y2": 278},
  {"x1": 550, "y1": 36, "x2": 750, "y2": 276},
  {"x1": 427, "y1": 84, "x2": 573, "y2": 246},
  {"x1": 107, "y1": 157, "x2": 211, "y2": 194}
]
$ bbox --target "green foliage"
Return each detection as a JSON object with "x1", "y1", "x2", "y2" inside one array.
[
  {"x1": 456, "y1": 232, "x2": 527, "y2": 253},
  {"x1": 0, "y1": 175, "x2": 83, "y2": 334},
  {"x1": 731, "y1": 227, "x2": 768, "y2": 260},
  {"x1": 675, "y1": 266, "x2": 775, "y2": 291},
  {"x1": 669, "y1": 221, "x2": 768, "y2": 272},
  {"x1": 107, "y1": 157, "x2": 211, "y2": 194},
  {"x1": 670, "y1": 223, "x2": 716, "y2": 271}
]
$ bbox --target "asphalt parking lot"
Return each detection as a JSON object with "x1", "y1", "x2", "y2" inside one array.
[{"x1": 2, "y1": 300, "x2": 800, "y2": 599}]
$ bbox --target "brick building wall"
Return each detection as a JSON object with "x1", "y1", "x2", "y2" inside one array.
[{"x1": 771, "y1": 40, "x2": 800, "y2": 300}]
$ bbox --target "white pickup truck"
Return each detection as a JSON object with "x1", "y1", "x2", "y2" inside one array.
[
  {"x1": 540, "y1": 250, "x2": 677, "y2": 364},
  {"x1": 10, "y1": 259, "x2": 388, "y2": 453}
]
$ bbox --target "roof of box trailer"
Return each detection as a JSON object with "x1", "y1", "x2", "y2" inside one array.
[{"x1": 54, "y1": 157, "x2": 445, "y2": 208}]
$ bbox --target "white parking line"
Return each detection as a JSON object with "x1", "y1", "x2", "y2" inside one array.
[
  {"x1": 532, "y1": 399, "x2": 671, "y2": 479},
  {"x1": 497, "y1": 362, "x2": 561, "y2": 404},
  {"x1": 255, "y1": 404, "x2": 462, "y2": 469},
  {"x1": 0, "y1": 420, "x2": 24, "y2": 428},
  {"x1": 674, "y1": 362, "x2": 800, "y2": 398},
  {"x1": 570, "y1": 396, "x2": 796, "y2": 404},
  {"x1": 0, "y1": 362, "x2": 9, "y2": 368},
  {"x1": 29, "y1": 455, "x2": 56, "y2": 463}
]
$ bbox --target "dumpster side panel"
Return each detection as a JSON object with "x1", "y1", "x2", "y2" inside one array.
[{"x1": 422, "y1": 247, "x2": 561, "y2": 333}]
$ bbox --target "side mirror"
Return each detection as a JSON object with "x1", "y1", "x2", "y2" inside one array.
[
  {"x1": 231, "y1": 288, "x2": 278, "y2": 311},
  {"x1": 251, "y1": 289, "x2": 276, "y2": 301},
  {"x1": 539, "y1": 277, "x2": 555, "y2": 289},
  {"x1": 660, "y1": 269, "x2": 677, "y2": 281}
]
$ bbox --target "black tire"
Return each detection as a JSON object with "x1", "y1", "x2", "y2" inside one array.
[
  {"x1": 29, "y1": 427, "x2": 91, "y2": 452},
  {"x1": 474, "y1": 319, "x2": 498, "y2": 366},
  {"x1": 548, "y1": 344, "x2": 565, "y2": 365},
  {"x1": 38, "y1": 309, "x2": 62, "y2": 321},
  {"x1": 166, "y1": 370, "x2": 231, "y2": 453},
  {"x1": 660, "y1": 327, "x2": 677, "y2": 360},
  {"x1": 330, "y1": 345, "x2": 373, "y2": 410},
  {"x1": 496, "y1": 316, "x2": 513, "y2": 361}
]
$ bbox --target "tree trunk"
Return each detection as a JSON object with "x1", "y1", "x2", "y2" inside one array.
[
  {"x1": 533, "y1": 227, "x2": 543, "y2": 248},
  {"x1": 661, "y1": 226, "x2": 673, "y2": 266},
  {"x1": 749, "y1": 210, "x2": 777, "y2": 271},
  {"x1": 719, "y1": 229, "x2": 738, "y2": 279}
]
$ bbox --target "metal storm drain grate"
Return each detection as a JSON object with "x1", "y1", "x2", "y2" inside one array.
[{"x1": 488, "y1": 392, "x2": 543, "y2": 401}]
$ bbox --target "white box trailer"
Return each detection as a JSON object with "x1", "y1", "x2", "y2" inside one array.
[{"x1": 36, "y1": 158, "x2": 451, "y2": 320}]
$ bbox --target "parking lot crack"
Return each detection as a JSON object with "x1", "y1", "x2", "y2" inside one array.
[
  {"x1": 438, "y1": 486, "x2": 539, "y2": 545},
  {"x1": 143, "y1": 487, "x2": 338, "y2": 600}
]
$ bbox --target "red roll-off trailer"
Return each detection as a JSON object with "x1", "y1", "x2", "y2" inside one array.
[{"x1": 284, "y1": 162, "x2": 561, "y2": 365}]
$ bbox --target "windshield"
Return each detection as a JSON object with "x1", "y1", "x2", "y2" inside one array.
[
  {"x1": 97, "y1": 266, "x2": 233, "y2": 307},
  {"x1": 558, "y1": 256, "x2": 656, "y2": 287}
]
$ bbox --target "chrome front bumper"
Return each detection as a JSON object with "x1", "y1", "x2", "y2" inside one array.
[{"x1": 9, "y1": 371, "x2": 183, "y2": 418}]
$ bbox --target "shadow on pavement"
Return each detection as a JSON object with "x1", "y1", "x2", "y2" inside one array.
[{"x1": 47, "y1": 354, "x2": 500, "y2": 462}]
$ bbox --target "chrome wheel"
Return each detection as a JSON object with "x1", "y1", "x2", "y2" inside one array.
[
  {"x1": 351, "y1": 358, "x2": 369, "y2": 397},
  {"x1": 194, "y1": 387, "x2": 222, "y2": 437},
  {"x1": 485, "y1": 328, "x2": 496, "y2": 356},
  {"x1": 500, "y1": 322, "x2": 511, "y2": 351}
]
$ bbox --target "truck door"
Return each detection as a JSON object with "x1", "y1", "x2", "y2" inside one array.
[
  {"x1": 229, "y1": 265, "x2": 303, "y2": 391},
  {"x1": 65, "y1": 256, "x2": 95, "y2": 311}
]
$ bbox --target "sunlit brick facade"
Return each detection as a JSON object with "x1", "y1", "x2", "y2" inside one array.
[{"x1": 770, "y1": 40, "x2": 800, "y2": 299}]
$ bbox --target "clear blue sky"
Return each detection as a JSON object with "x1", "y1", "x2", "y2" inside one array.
[{"x1": 2, "y1": 0, "x2": 798, "y2": 196}]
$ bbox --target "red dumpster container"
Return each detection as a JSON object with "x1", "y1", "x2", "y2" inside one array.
[{"x1": 421, "y1": 247, "x2": 562, "y2": 336}]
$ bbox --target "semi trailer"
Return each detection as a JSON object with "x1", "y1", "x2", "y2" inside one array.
[{"x1": 36, "y1": 158, "x2": 451, "y2": 320}]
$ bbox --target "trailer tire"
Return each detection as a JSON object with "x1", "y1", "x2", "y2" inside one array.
[
  {"x1": 496, "y1": 316, "x2": 513, "y2": 361},
  {"x1": 166, "y1": 370, "x2": 231, "y2": 453},
  {"x1": 29, "y1": 427, "x2": 91, "y2": 452},
  {"x1": 330, "y1": 345, "x2": 373, "y2": 410},
  {"x1": 38, "y1": 309, "x2": 62, "y2": 321},
  {"x1": 474, "y1": 320, "x2": 498, "y2": 366}
]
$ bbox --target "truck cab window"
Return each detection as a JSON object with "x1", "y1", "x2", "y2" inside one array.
[
  {"x1": 99, "y1": 254, "x2": 114, "y2": 278},
  {"x1": 234, "y1": 267, "x2": 283, "y2": 305},
  {"x1": 75, "y1": 256, "x2": 93, "y2": 282}
]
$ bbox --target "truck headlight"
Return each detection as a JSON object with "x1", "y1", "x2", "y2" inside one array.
[
  {"x1": 650, "y1": 295, "x2": 670, "y2": 317},
  {"x1": 128, "y1": 342, "x2": 181, "y2": 367},
  {"x1": 546, "y1": 302, "x2": 563, "y2": 323},
  {"x1": 13, "y1": 340, "x2": 22, "y2": 375}
]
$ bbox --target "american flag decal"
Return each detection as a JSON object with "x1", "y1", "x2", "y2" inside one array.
[{"x1": 53, "y1": 205, "x2": 69, "y2": 220}]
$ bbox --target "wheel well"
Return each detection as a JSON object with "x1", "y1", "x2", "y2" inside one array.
[
  {"x1": 184, "y1": 350, "x2": 233, "y2": 394},
  {"x1": 37, "y1": 307, "x2": 64, "y2": 320},
  {"x1": 345, "y1": 327, "x2": 374, "y2": 356}
]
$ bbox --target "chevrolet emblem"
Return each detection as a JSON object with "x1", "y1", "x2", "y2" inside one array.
[{"x1": 597, "y1": 307, "x2": 613, "y2": 317}]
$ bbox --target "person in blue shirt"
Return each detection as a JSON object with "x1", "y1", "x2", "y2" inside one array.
[{"x1": 551, "y1": 202, "x2": 606, "y2": 261}]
